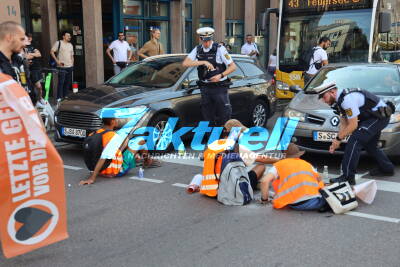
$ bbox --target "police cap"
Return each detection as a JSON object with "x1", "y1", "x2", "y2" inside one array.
[
  {"x1": 315, "y1": 81, "x2": 338, "y2": 99},
  {"x1": 196, "y1": 27, "x2": 214, "y2": 41}
]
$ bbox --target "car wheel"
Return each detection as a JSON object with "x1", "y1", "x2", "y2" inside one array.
[
  {"x1": 149, "y1": 113, "x2": 174, "y2": 153},
  {"x1": 251, "y1": 99, "x2": 269, "y2": 127}
]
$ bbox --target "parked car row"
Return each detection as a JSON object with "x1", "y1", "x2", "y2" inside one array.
[{"x1": 55, "y1": 54, "x2": 276, "y2": 144}]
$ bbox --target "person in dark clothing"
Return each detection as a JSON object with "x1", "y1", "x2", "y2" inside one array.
[
  {"x1": 25, "y1": 33, "x2": 43, "y2": 101},
  {"x1": 0, "y1": 21, "x2": 26, "y2": 83}
]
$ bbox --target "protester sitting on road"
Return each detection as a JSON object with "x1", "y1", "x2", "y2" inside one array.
[
  {"x1": 200, "y1": 119, "x2": 281, "y2": 197},
  {"x1": 259, "y1": 143, "x2": 327, "y2": 211},
  {"x1": 79, "y1": 118, "x2": 159, "y2": 185}
]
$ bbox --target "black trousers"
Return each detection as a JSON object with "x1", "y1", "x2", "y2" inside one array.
[
  {"x1": 57, "y1": 67, "x2": 73, "y2": 99},
  {"x1": 200, "y1": 86, "x2": 232, "y2": 127},
  {"x1": 342, "y1": 117, "x2": 394, "y2": 178}
]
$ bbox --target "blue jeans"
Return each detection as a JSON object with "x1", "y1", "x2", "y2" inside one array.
[
  {"x1": 57, "y1": 67, "x2": 73, "y2": 99},
  {"x1": 289, "y1": 197, "x2": 327, "y2": 211}
]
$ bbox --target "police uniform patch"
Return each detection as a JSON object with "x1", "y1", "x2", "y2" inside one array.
[
  {"x1": 345, "y1": 108, "x2": 353, "y2": 117},
  {"x1": 224, "y1": 53, "x2": 231, "y2": 60}
]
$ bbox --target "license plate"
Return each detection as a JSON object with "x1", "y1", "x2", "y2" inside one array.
[
  {"x1": 62, "y1": 127, "x2": 86, "y2": 138},
  {"x1": 313, "y1": 131, "x2": 349, "y2": 143}
]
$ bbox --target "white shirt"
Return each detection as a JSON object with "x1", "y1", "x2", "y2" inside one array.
[
  {"x1": 336, "y1": 89, "x2": 386, "y2": 119},
  {"x1": 241, "y1": 42, "x2": 259, "y2": 59},
  {"x1": 269, "y1": 55, "x2": 277, "y2": 67},
  {"x1": 187, "y1": 42, "x2": 233, "y2": 81},
  {"x1": 306, "y1": 47, "x2": 328, "y2": 75},
  {"x1": 109, "y1": 40, "x2": 130, "y2": 62}
]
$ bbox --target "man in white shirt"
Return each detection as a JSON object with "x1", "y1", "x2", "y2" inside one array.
[
  {"x1": 106, "y1": 32, "x2": 132, "y2": 75},
  {"x1": 304, "y1": 37, "x2": 331, "y2": 84},
  {"x1": 51, "y1": 31, "x2": 74, "y2": 101},
  {"x1": 241, "y1": 34, "x2": 260, "y2": 59}
]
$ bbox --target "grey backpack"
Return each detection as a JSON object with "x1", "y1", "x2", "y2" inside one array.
[{"x1": 217, "y1": 153, "x2": 253, "y2": 206}]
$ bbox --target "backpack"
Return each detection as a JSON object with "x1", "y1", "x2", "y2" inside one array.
[
  {"x1": 217, "y1": 152, "x2": 254, "y2": 206},
  {"x1": 299, "y1": 47, "x2": 317, "y2": 72},
  {"x1": 83, "y1": 130, "x2": 112, "y2": 171}
]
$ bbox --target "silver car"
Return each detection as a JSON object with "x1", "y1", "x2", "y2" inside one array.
[{"x1": 284, "y1": 63, "x2": 400, "y2": 156}]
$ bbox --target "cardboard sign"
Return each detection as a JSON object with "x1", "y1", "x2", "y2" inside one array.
[{"x1": 0, "y1": 74, "x2": 68, "y2": 258}]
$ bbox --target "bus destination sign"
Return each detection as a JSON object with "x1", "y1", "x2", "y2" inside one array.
[{"x1": 284, "y1": 0, "x2": 372, "y2": 12}]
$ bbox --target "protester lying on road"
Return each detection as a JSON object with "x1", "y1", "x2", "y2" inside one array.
[
  {"x1": 79, "y1": 118, "x2": 159, "y2": 185},
  {"x1": 200, "y1": 119, "x2": 281, "y2": 197},
  {"x1": 259, "y1": 143, "x2": 329, "y2": 211}
]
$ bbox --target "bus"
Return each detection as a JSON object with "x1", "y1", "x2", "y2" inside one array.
[{"x1": 272, "y1": 0, "x2": 400, "y2": 105}]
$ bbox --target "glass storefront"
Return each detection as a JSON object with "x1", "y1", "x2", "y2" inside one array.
[
  {"x1": 225, "y1": 21, "x2": 244, "y2": 54},
  {"x1": 122, "y1": 0, "x2": 170, "y2": 54}
]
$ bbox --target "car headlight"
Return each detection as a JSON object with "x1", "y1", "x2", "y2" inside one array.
[
  {"x1": 276, "y1": 81, "x2": 290, "y2": 91},
  {"x1": 284, "y1": 108, "x2": 305, "y2": 122},
  {"x1": 389, "y1": 112, "x2": 400, "y2": 124}
]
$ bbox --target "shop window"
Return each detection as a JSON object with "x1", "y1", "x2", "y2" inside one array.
[
  {"x1": 57, "y1": 0, "x2": 82, "y2": 15},
  {"x1": 123, "y1": 0, "x2": 142, "y2": 15},
  {"x1": 149, "y1": 1, "x2": 168, "y2": 17},
  {"x1": 226, "y1": 21, "x2": 244, "y2": 54},
  {"x1": 144, "y1": 20, "x2": 169, "y2": 51}
]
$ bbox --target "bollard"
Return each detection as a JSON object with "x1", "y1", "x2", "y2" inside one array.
[{"x1": 72, "y1": 81, "x2": 79, "y2": 93}]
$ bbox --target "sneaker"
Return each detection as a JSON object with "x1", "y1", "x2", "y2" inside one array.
[
  {"x1": 369, "y1": 168, "x2": 394, "y2": 177},
  {"x1": 329, "y1": 175, "x2": 356, "y2": 185}
]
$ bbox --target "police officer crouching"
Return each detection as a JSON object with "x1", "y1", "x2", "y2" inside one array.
[
  {"x1": 317, "y1": 82, "x2": 395, "y2": 185},
  {"x1": 182, "y1": 27, "x2": 237, "y2": 127}
]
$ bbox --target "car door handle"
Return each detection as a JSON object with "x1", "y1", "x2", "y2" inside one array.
[{"x1": 247, "y1": 83, "x2": 253, "y2": 87}]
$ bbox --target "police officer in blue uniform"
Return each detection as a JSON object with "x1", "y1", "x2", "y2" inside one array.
[
  {"x1": 317, "y1": 82, "x2": 395, "y2": 185},
  {"x1": 183, "y1": 27, "x2": 237, "y2": 127}
]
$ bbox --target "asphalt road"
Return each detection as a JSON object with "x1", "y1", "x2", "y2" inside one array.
[{"x1": 1, "y1": 114, "x2": 400, "y2": 266}]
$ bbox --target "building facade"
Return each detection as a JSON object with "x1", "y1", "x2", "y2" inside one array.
[{"x1": 13, "y1": 0, "x2": 278, "y2": 87}]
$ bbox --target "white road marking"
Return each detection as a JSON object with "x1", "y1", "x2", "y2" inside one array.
[
  {"x1": 160, "y1": 157, "x2": 203, "y2": 167},
  {"x1": 172, "y1": 183, "x2": 188, "y2": 188},
  {"x1": 129, "y1": 176, "x2": 164, "y2": 183},
  {"x1": 346, "y1": 211, "x2": 400, "y2": 224},
  {"x1": 64, "y1": 165, "x2": 83, "y2": 170},
  {"x1": 358, "y1": 178, "x2": 400, "y2": 194}
]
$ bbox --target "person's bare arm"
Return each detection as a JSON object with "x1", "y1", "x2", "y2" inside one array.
[
  {"x1": 127, "y1": 48, "x2": 132, "y2": 63},
  {"x1": 260, "y1": 173, "x2": 276, "y2": 202},
  {"x1": 330, "y1": 117, "x2": 358, "y2": 153},
  {"x1": 106, "y1": 47, "x2": 116, "y2": 64},
  {"x1": 79, "y1": 158, "x2": 106, "y2": 185},
  {"x1": 50, "y1": 47, "x2": 61, "y2": 66},
  {"x1": 322, "y1": 59, "x2": 328, "y2": 66},
  {"x1": 255, "y1": 155, "x2": 280, "y2": 164}
]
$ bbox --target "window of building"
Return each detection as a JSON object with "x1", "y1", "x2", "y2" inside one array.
[
  {"x1": 123, "y1": 0, "x2": 143, "y2": 16},
  {"x1": 226, "y1": 21, "x2": 244, "y2": 54}
]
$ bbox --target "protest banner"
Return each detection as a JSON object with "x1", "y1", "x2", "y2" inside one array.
[{"x1": 0, "y1": 73, "x2": 68, "y2": 258}]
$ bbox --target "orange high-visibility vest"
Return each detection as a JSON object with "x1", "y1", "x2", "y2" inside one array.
[
  {"x1": 272, "y1": 158, "x2": 324, "y2": 209},
  {"x1": 96, "y1": 129, "x2": 123, "y2": 176},
  {"x1": 200, "y1": 139, "x2": 232, "y2": 197}
]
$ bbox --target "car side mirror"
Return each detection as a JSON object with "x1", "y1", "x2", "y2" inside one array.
[
  {"x1": 182, "y1": 80, "x2": 198, "y2": 89},
  {"x1": 289, "y1": 85, "x2": 302, "y2": 93},
  {"x1": 379, "y1": 12, "x2": 391, "y2": 33}
]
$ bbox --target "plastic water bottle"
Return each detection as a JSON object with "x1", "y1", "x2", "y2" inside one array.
[
  {"x1": 322, "y1": 165, "x2": 329, "y2": 183},
  {"x1": 138, "y1": 167, "x2": 144, "y2": 178},
  {"x1": 178, "y1": 142, "x2": 185, "y2": 157}
]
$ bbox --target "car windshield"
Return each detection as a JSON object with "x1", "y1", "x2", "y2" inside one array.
[
  {"x1": 279, "y1": 9, "x2": 372, "y2": 72},
  {"x1": 107, "y1": 57, "x2": 187, "y2": 88},
  {"x1": 306, "y1": 65, "x2": 400, "y2": 96}
]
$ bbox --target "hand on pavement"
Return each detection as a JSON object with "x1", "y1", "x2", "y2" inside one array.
[{"x1": 79, "y1": 177, "x2": 95, "y2": 185}]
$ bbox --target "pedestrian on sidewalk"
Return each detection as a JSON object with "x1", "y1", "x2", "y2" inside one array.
[
  {"x1": 25, "y1": 33, "x2": 43, "y2": 102},
  {"x1": 138, "y1": 27, "x2": 164, "y2": 59},
  {"x1": 267, "y1": 49, "x2": 277, "y2": 76},
  {"x1": 50, "y1": 31, "x2": 74, "y2": 101},
  {"x1": 0, "y1": 22, "x2": 35, "y2": 100},
  {"x1": 241, "y1": 34, "x2": 260, "y2": 59},
  {"x1": 106, "y1": 32, "x2": 132, "y2": 75},
  {"x1": 259, "y1": 143, "x2": 327, "y2": 211}
]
